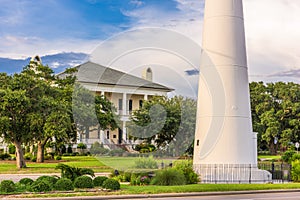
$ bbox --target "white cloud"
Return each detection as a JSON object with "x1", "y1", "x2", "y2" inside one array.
[{"x1": 243, "y1": 0, "x2": 300, "y2": 82}]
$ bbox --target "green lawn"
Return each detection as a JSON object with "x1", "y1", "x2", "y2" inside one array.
[
  {"x1": 96, "y1": 156, "x2": 174, "y2": 172},
  {"x1": 0, "y1": 156, "x2": 111, "y2": 174},
  {"x1": 258, "y1": 155, "x2": 282, "y2": 161},
  {"x1": 0, "y1": 156, "x2": 175, "y2": 174}
]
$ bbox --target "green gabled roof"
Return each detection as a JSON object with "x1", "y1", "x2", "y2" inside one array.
[{"x1": 75, "y1": 61, "x2": 173, "y2": 91}]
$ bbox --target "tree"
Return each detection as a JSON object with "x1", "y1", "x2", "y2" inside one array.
[
  {"x1": 128, "y1": 96, "x2": 196, "y2": 157},
  {"x1": 72, "y1": 84, "x2": 119, "y2": 143},
  {"x1": 22, "y1": 63, "x2": 76, "y2": 163},
  {"x1": 250, "y1": 81, "x2": 300, "y2": 154},
  {"x1": 0, "y1": 73, "x2": 33, "y2": 168}
]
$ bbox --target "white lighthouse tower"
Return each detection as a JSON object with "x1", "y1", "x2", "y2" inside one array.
[{"x1": 193, "y1": 0, "x2": 271, "y2": 183}]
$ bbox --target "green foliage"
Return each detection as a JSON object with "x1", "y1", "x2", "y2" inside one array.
[
  {"x1": 54, "y1": 178, "x2": 74, "y2": 191},
  {"x1": 282, "y1": 150, "x2": 296, "y2": 163},
  {"x1": 102, "y1": 178, "x2": 120, "y2": 190},
  {"x1": 19, "y1": 178, "x2": 34, "y2": 186},
  {"x1": 55, "y1": 155, "x2": 62, "y2": 160},
  {"x1": 150, "y1": 168, "x2": 186, "y2": 186},
  {"x1": 24, "y1": 153, "x2": 33, "y2": 160},
  {"x1": 77, "y1": 142, "x2": 87, "y2": 150},
  {"x1": 173, "y1": 160, "x2": 199, "y2": 184},
  {"x1": 36, "y1": 176, "x2": 58, "y2": 186},
  {"x1": 134, "y1": 155, "x2": 158, "y2": 169},
  {"x1": 250, "y1": 82, "x2": 300, "y2": 154},
  {"x1": 29, "y1": 180, "x2": 52, "y2": 192},
  {"x1": 0, "y1": 153, "x2": 11, "y2": 160},
  {"x1": 93, "y1": 176, "x2": 108, "y2": 187},
  {"x1": 0, "y1": 180, "x2": 16, "y2": 193},
  {"x1": 55, "y1": 163, "x2": 95, "y2": 181},
  {"x1": 134, "y1": 143, "x2": 156, "y2": 153},
  {"x1": 292, "y1": 160, "x2": 300, "y2": 182},
  {"x1": 292, "y1": 153, "x2": 300, "y2": 162},
  {"x1": 90, "y1": 142, "x2": 109, "y2": 155},
  {"x1": 74, "y1": 176, "x2": 94, "y2": 188},
  {"x1": 128, "y1": 96, "x2": 196, "y2": 157},
  {"x1": 8, "y1": 144, "x2": 16, "y2": 154}
]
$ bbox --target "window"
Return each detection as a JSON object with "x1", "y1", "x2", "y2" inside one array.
[
  {"x1": 106, "y1": 131, "x2": 110, "y2": 139},
  {"x1": 113, "y1": 135, "x2": 117, "y2": 139},
  {"x1": 118, "y1": 99, "x2": 122, "y2": 110},
  {"x1": 129, "y1": 99, "x2": 133, "y2": 112},
  {"x1": 139, "y1": 100, "x2": 143, "y2": 108}
]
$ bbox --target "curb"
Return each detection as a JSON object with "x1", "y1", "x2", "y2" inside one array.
[{"x1": 8, "y1": 189, "x2": 300, "y2": 200}]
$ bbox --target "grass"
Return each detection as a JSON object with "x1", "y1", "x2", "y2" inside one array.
[
  {"x1": 258, "y1": 155, "x2": 282, "y2": 161},
  {"x1": 0, "y1": 156, "x2": 111, "y2": 174},
  {"x1": 0, "y1": 155, "x2": 174, "y2": 174},
  {"x1": 96, "y1": 156, "x2": 174, "y2": 172}
]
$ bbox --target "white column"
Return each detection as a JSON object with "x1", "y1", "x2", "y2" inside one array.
[
  {"x1": 122, "y1": 93, "x2": 127, "y2": 115},
  {"x1": 144, "y1": 94, "x2": 148, "y2": 100},
  {"x1": 100, "y1": 91, "x2": 105, "y2": 96},
  {"x1": 122, "y1": 122, "x2": 127, "y2": 143}
]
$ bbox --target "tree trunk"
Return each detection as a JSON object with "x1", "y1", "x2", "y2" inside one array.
[
  {"x1": 36, "y1": 141, "x2": 45, "y2": 163},
  {"x1": 269, "y1": 141, "x2": 277, "y2": 155},
  {"x1": 14, "y1": 141, "x2": 26, "y2": 169}
]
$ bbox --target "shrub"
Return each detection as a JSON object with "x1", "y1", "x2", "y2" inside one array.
[
  {"x1": 19, "y1": 178, "x2": 34, "y2": 186},
  {"x1": 292, "y1": 160, "x2": 300, "y2": 182},
  {"x1": 29, "y1": 180, "x2": 52, "y2": 192},
  {"x1": 173, "y1": 160, "x2": 199, "y2": 184},
  {"x1": 74, "y1": 176, "x2": 93, "y2": 188},
  {"x1": 54, "y1": 178, "x2": 74, "y2": 191},
  {"x1": 93, "y1": 176, "x2": 108, "y2": 187},
  {"x1": 282, "y1": 150, "x2": 296, "y2": 163},
  {"x1": 108, "y1": 149, "x2": 125, "y2": 156},
  {"x1": 31, "y1": 156, "x2": 37, "y2": 162},
  {"x1": 36, "y1": 176, "x2": 58, "y2": 186},
  {"x1": 90, "y1": 142, "x2": 110, "y2": 155},
  {"x1": 55, "y1": 163, "x2": 95, "y2": 181},
  {"x1": 134, "y1": 155, "x2": 158, "y2": 169},
  {"x1": 67, "y1": 146, "x2": 73, "y2": 154},
  {"x1": 24, "y1": 153, "x2": 33, "y2": 161},
  {"x1": 291, "y1": 153, "x2": 300, "y2": 162},
  {"x1": 140, "y1": 175, "x2": 151, "y2": 185},
  {"x1": 8, "y1": 144, "x2": 16, "y2": 154},
  {"x1": 150, "y1": 168, "x2": 186, "y2": 186},
  {"x1": 102, "y1": 179, "x2": 120, "y2": 190},
  {"x1": 55, "y1": 155, "x2": 62, "y2": 160},
  {"x1": 0, "y1": 180, "x2": 15, "y2": 193},
  {"x1": 0, "y1": 153, "x2": 11, "y2": 160}
]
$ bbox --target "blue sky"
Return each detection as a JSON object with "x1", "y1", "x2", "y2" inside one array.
[{"x1": 0, "y1": 0, "x2": 299, "y2": 90}]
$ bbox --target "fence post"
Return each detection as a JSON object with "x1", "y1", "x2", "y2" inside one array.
[
  {"x1": 271, "y1": 161, "x2": 275, "y2": 180},
  {"x1": 249, "y1": 164, "x2": 252, "y2": 184}
]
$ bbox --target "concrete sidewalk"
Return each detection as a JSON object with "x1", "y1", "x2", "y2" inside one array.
[{"x1": 3, "y1": 189, "x2": 300, "y2": 200}]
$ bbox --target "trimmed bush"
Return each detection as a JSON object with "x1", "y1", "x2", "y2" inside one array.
[
  {"x1": 29, "y1": 180, "x2": 52, "y2": 192},
  {"x1": 36, "y1": 176, "x2": 58, "y2": 186},
  {"x1": 102, "y1": 179, "x2": 120, "y2": 190},
  {"x1": 0, "y1": 180, "x2": 16, "y2": 193},
  {"x1": 150, "y1": 168, "x2": 186, "y2": 186},
  {"x1": 19, "y1": 178, "x2": 34, "y2": 186},
  {"x1": 93, "y1": 176, "x2": 108, "y2": 187},
  {"x1": 54, "y1": 178, "x2": 74, "y2": 191},
  {"x1": 74, "y1": 176, "x2": 93, "y2": 188}
]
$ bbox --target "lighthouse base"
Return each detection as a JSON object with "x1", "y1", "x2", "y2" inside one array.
[{"x1": 193, "y1": 164, "x2": 272, "y2": 183}]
